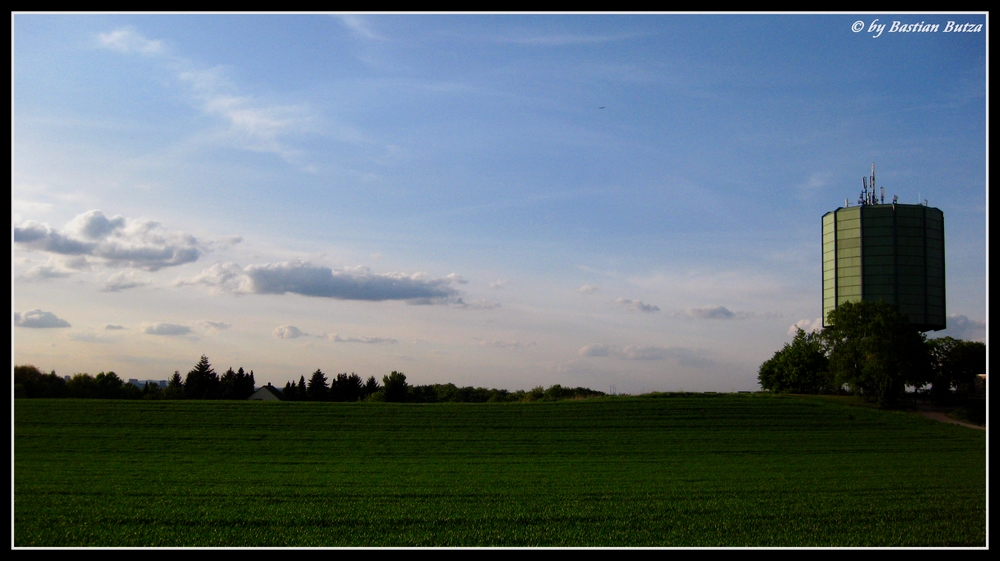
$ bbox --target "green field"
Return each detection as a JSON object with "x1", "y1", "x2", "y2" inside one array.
[{"x1": 14, "y1": 394, "x2": 986, "y2": 547}]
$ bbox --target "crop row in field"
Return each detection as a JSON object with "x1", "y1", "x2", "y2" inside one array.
[{"x1": 14, "y1": 394, "x2": 986, "y2": 546}]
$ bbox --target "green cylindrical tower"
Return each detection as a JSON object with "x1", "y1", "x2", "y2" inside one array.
[{"x1": 822, "y1": 166, "x2": 946, "y2": 332}]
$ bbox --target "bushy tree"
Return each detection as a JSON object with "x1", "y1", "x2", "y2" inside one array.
[
  {"x1": 758, "y1": 328, "x2": 832, "y2": 393},
  {"x1": 927, "y1": 337, "x2": 986, "y2": 403},
  {"x1": 822, "y1": 301, "x2": 930, "y2": 406},
  {"x1": 14, "y1": 365, "x2": 66, "y2": 398},
  {"x1": 382, "y1": 371, "x2": 408, "y2": 402}
]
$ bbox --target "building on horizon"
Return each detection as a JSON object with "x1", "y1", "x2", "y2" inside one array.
[{"x1": 822, "y1": 165, "x2": 946, "y2": 332}]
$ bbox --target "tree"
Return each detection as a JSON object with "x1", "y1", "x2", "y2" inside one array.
[
  {"x1": 307, "y1": 369, "x2": 329, "y2": 401},
  {"x1": 185, "y1": 355, "x2": 220, "y2": 399},
  {"x1": 382, "y1": 371, "x2": 409, "y2": 402},
  {"x1": 758, "y1": 328, "x2": 832, "y2": 393},
  {"x1": 14, "y1": 365, "x2": 66, "y2": 398},
  {"x1": 361, "y1": 375, "x2": 380, "y2": 400},
  {"x1": 164, "y1": 371, "x2": 185, "y2": 399},
  {"x1": 927, "y1": 337, "x2": 986, "y2": 403},
  {"x1": 822, "y1": 300, "x2": 930, "y2": 406}
]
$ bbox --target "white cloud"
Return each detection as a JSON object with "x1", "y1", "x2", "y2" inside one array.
[
  {"x1": 577, "y1": 284, "x2": 599, "y2": 294},
  {"x1": 935, "y1": 314, "x2": 987, "y2": 342},
  {"x1": 101, "y1": 270, "x2": 151, "y2": 292},
  {"x1": 141, "y1": 322, "x2": 192, "y2": 336},
  {"x1": 198, "y1": 321, "x2": 231, "y2": 331},
  {"x1": 617, "y1": 298, "x2": 660, "y2": 313},
  {"x1": 337, "y1": 15, "x2": 385, "y2": 41},
  {"x1": 273, "y1": 325, "x2": 305, "y2": 339},
  {"x1": 490, "y1": 279, "x2": 512, "y2": 289},
  {"x1": 15, "y1": 210, "x2": 201, "y2": 272},
  {"x1": 14, "y1": 309, "x2": 71, "y2": 328},
  {"x1": 788, "y1": 318, "x2": 823, "y2": 336},
  {"x1": 97, "y1": 27, "x2": 315, "y2": 168},
  {"x1": 175, "y1": 262, "x2": 251, "y2": 293},
  {"x1": 96, "y1": 28, "x2": 166, "y2": 55}
]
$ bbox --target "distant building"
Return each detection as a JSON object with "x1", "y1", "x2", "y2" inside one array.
[
  {"x1": 128, "y1": 378, "x2": 168, "y2": 389},
  {"x1": 822, "y1": 165, "x2": 945, "y2": 332},
  {"x1": 248, "y1": 383, "x2": 284, "y2": 401}
]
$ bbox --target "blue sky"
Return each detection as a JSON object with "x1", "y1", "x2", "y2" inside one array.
[{"x1": 13, "y1": 14, "x2": 987, "y2": 393}]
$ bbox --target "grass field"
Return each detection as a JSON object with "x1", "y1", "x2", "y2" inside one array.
[{"x1": 14, "y1": 394, "x2": 986, "y2": 547}]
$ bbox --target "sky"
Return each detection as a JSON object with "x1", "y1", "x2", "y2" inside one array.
[{"x1": 12, "y1": 13, "x2": 987, "y2": 393}]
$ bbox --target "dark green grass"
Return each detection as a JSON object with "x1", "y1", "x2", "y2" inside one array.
[{"x1": 14, "y1": 394, "x2": 985, "y2": 547}]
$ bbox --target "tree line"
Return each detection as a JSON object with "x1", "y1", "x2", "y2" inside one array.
[
  {"x1": 278, "y1": 368, "x2": 605, "y2": 403},
  {"x1": 15, "y1": 355, "x2": 606, "y2": 403},
  {"x1": 14, "y1": 355, "x2": 258, "y2": 400},
  {"x1": 758, "y1": 300, "x2": 986, "y2": 407}
]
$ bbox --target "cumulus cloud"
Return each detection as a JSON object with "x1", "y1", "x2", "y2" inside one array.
[
  {"x1": 175, "y1": 262, "x2": 251, "y2": 293},
  {"x1": 577, "y1": 284, "x2": 599, "y2": 294},
  {"x1": 273, "y1": 325, "x2": 305, "y2": 339},
  {"x1": 578, "y1": 344, "x2": 711, "y2": 366},
  {"x1": 788, "y1": 318, "x2": 823, "y2": 336},
  {"x1": 328, "y1": 333, "x2": 398, "y2": 344},
  {"x1": 198, "y1": 320, "x2": 231, "y2": 331},
  {"x1": 490, "y1": 279, "x2": 512, "y2": 289},
  {"x1": 14, "y1": 210, "x2": 201, "y2": 272},
  {"x1": 105, "y1": 324, "x2": 125, "y2": 330},
  {"x1": 617, "y1": 298, "x2": 660, "y2": 313},
  {"x1": 180, "y1": 260, "x2": 463, "y2": 304},
  {"x1": 685, "y1": 306, "x2": 735, "y2": 319},
  {"x1": 14, "y1": 309, "x2": 71, "y2": 328},
  {"x1": 141, "y1": 322, "x2": 192, "y2": 336}
]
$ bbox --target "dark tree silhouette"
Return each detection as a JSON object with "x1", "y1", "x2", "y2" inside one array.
[
  {"x1": 361, "y1": 375, "x2": 380, "y2": 400},
  {"x1": 382, "y1": 371, "x2": 408, "y2": 402},
  {"x1": 185, "y1": 355, "x2": 220, "y2": 400},
  {"x1": 927, "y1": 337, "x2": 986, "y2": 403},
  {"x1": 165, "y1": 371, "x2": 185, "y2": 399},
  {"x1": 307, "y1": 369, "x2": 329, "y2": 401}
]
